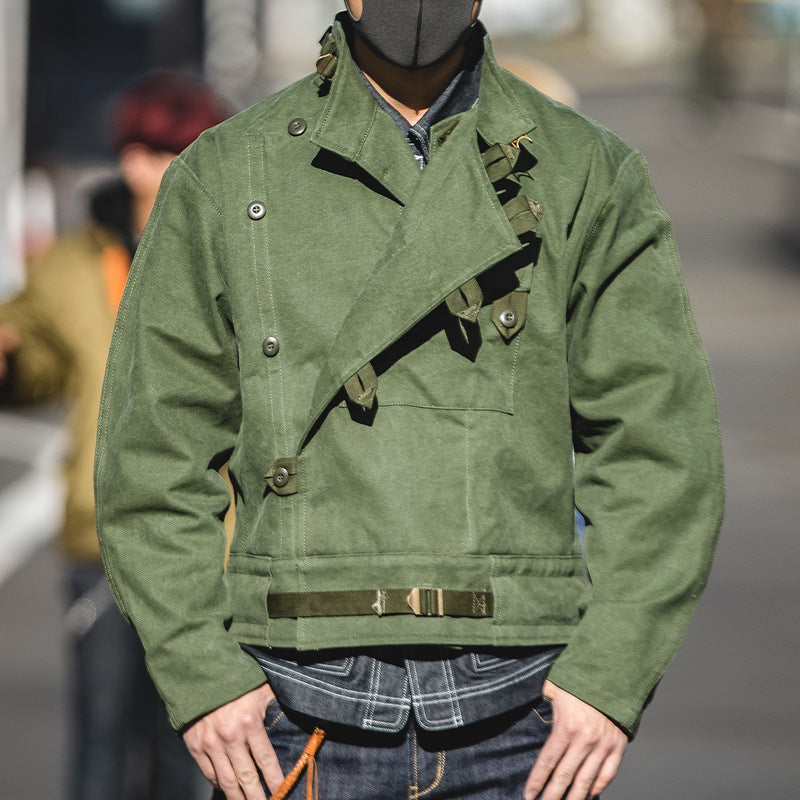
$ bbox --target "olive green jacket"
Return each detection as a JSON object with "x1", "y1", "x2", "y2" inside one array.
[{"x1": 96, "y1": 21, "x2": 724, "y2": 734}]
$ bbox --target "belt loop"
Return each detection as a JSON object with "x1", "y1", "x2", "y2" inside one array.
[{"x1": 344, "y1": 362, "x2": 378, "y2": 410}]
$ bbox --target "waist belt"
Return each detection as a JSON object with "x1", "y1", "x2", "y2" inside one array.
[{"x1": 267, "y1": 587, "x2": 494, "y2": 618}]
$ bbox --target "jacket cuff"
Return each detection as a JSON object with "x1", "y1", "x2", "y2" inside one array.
[{"x1": 150, "y1": 634, "x2": 268, "y2": 731}]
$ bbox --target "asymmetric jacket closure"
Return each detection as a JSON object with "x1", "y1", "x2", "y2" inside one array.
[{"x1": 95, "y1": 22, "x2": 724, "y2": 734}]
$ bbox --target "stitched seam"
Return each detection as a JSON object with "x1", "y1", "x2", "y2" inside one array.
[
  {"x1": 410, "y1": 726, "x2": 420, "y2": 800},
  {"x1": 266, "y1": 711, "x2": 285, "y2": 733},
  {"x1": 442, "y1": 660, "x2": 463, "y2": 727},
  {"x1": 256, "y1": 139, "x2": 290, "y2": 465},
  {"x1": 532, "y1": 707, "x2": 553, "y2": 725},
  {"x1": 265, "y1": 551, "x2": 580, "y2": 563},
  {"x1": 377, "y1": 400, "x2": 512, "y2": 413},
  {"x1": 575, "y1": 148, "x2": 638, "y2": 273},
  {"x1": 301, "y1": 657, "x2": 356, "y2": 676},
  {"x1": 415, "y1": 751, "x2": 446, "y2": 798},
  {"x1": 253, "y1": 660, "x2": 409, "y2": 706},
  {"x1": 465, "y1": 410, "x2": 474, "y2": 548},
  {"x1": 247, "y1": 140, "x2": 282, "y2": 555},
  {"x1": 173, "y1": 156, "x2": 223, "y2": 217},
  {"x1": 354, "y1": 103, "x2": 378, "y2": 160},
  {"x1": 409, "y1": 653, "x2": 556, "y2": 702},
  {"x1": 407, "y1": 660, "x2": 462, "y2": 728},
  {"x1": 508, "y1": 328, "x2": 522, "y2": 413},
  {"x1": 363, "y1": 657, "x2": 380, "y2": 728}
]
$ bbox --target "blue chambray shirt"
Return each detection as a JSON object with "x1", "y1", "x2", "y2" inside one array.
[
  {"x1": 244, "y1": 645, "x2": 562, "y2": 732},
  {"x1": 243, "y1": 31, "x2": 564, "y2": 733}
]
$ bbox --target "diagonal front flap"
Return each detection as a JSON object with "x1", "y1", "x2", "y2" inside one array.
[{"x1": 298, "y1": 111, "x2": 527, "y2": 450}]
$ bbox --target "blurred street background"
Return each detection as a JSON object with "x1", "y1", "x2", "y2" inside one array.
[{"x1": 1, "y1": 1, "x2": 799, "y2": 799}]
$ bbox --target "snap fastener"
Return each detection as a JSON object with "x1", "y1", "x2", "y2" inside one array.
[
  {"x1": 272, "y1": 467, "x2": 290, "y2": 488},
  {"x1": 499, "y1": 308, "x2": 517, "y2": 329},
  {"x1": 262, "y1": 336, "x2": 279, "y2": 357},
  {"x1": 247, "y1": 201, "x2": 266, "y2": 220},
  {"x1": 288, "y1": 117, "x2": 307, "y2": 136}
]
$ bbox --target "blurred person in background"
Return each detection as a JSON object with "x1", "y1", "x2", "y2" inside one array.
[
  {"x1": 0, "y1": 72, "x2": 231, "y2": 800},
  {"x1": 693, "y1": 0, "x2": 736, "y2": 102},
  {"x1": 96, "y1": 3, "x2": 724, "y2": 800}
]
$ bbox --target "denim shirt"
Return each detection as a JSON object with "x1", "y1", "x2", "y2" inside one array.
[
  {"x1": 243, "y1": 39, "x2": 563, "y2": 733},
  {"x1": 245, "y1": 645, "x2": 562, "y2": 732}
]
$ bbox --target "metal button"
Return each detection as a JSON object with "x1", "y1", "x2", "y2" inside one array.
[
  {"x1": 247, "y1": 201, "x2": 266, "y2": 220},
  {"x1": 272, "y1": 467, "x2": 290, "y2": 488},
  {"x1": 262, "y1": 336, "x2": 279, "y2": 357},
  {"x1": 288, "y1": 117, "x2": 307, "y2": 136},
  {"x1": 499, "y1": 308, "x2": 517, "y2": 329}
]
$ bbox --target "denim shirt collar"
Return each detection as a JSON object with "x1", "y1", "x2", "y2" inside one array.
[{"x1": 354, "y1": 31, "x2": 483, "y2": 169}]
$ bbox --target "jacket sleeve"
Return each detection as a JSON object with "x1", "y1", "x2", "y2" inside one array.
[
  {"x1": 546, "y1": 150, "x2": 724, "y2": 736},
  {"x1": 0, "y1": 275, "x2": 73, "y2": 406},
  {"x1": 95, "y1": 156, "x2": 266, "y2": 730}
]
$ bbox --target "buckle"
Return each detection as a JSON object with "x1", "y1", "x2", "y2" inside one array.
[{"x1": 406, "y1": 587, "x2": 444, "y2": 617}]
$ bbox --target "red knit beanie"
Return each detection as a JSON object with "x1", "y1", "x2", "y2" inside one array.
[{"x1": 109, "y1": 72, "x2": 233, "y2": 155}]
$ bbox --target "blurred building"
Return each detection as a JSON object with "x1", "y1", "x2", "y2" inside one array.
[
  {"x1": 1, "y1": 1, "x2": 28, "y2": 299},
  {"x1": 3, "y1": 0, "x2": 800, "y2": 298}
]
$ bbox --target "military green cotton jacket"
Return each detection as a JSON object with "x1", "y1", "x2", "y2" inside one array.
[{"x1": 95, "y1": 21, "x2": 723, "y2": 734}]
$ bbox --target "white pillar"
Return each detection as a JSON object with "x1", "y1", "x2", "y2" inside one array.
[
  {"x1": 586, "y1": 0, "x2": 676, "y2": 63},
  {"x1": 0, "y1": 0, "x2": 28, "y2": 300},
  {"x1": 262, "y1": 0, "x2": 341, "y2": 92}
]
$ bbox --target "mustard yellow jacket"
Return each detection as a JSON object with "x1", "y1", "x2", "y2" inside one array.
[
  {"x1": 1, "y1": 224, "x2": 124, "y2": 562},
  {"x1": 96, "y1": 21, "x2": 724, "y2": 734}
]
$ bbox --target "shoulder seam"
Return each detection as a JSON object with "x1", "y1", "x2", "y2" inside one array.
[{"x1": 173, "y1": 156, "x2": 223, "y2": 218}]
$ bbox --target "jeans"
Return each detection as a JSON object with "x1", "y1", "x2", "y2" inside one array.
[
  {"x1": 67, "y1": 563, "x2": 205, "y2": 800},
  {"x1": 214, "y1": 693, "x2": 554, "y2": 800}
]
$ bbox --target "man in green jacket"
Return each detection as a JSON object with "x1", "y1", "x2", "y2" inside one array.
[{"x1": 95, "y1": 3, "x2": 724, "y2": 800}]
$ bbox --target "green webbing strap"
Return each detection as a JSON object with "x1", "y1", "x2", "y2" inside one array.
[
  {"x1": 445, "y1": 277, "x2": 483, "y2": 325},
  {"x1": 316, "y1": 27, "x2": 338, "y2": 81},
  {"x1": 481, "y1": 142, "x2": 520, "y2": 183},
  {"x1": 344, "y1": 362, "x2": 378, "y2": 410},
  {"x1": 267, "y1": 588, "x2": 494, "y2": 618},
  {"x1": 502, "y1": 195, "x2": 543, "y2": 237}
]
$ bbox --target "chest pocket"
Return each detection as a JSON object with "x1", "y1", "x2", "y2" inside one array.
[
  {"x1": 346, "y1": 141, "x2": 542, "y2": 417},
  {"x1": 369, "y1": 255, "x2": 535, "y2": 415}
]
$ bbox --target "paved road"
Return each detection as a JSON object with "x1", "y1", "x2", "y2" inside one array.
[{"x1": 2, "y1": 59, "x2": 799, "y2": 800}]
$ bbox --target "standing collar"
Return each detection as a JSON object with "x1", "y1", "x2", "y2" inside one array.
[{"x1": 309, "y1": 17, "x2": 537, "y2": 203}]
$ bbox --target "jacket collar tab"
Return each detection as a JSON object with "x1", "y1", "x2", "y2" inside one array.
[
  {"x1": 310, "y1": 17, "x2": 421, "y2": 205},
  {"x1": 474, "y1": 33, "x2": 538, "y2": 148}
]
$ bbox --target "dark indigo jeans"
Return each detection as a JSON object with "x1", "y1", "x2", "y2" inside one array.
[
  {"x1": 67, "y1": 563, "x2": 205, "y2": 800},
  {"x1": 213, "y1": 693, "x2": 554, "y2": 800}
]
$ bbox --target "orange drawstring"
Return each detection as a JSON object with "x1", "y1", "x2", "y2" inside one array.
[{"x1": 269, "y1": 727, "x2": 326, "y2": 800}]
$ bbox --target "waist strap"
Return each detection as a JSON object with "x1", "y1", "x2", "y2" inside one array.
[{"x1": 267, "y1": 587, "x2": 494, "y2": 619}]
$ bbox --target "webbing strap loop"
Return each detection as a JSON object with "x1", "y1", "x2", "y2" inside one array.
[
  {"x1": 502, "y1": 195, "x2": 543, "y2": 237},
  {"x1": 445, "y1": 277, "x2": 483, "y2": 324},
  {"x1": 316, "y1": 27, "x2": 338, "y2": 81},
  {"x1": 481, "y1": 142, "x2": 520, "y2": 183},
  {"x1": 267, "y1": 588, "x2": 494, "y2": 618},
  {"x1": 344, "y1": 362, "x2": 378, "y2": 410}
]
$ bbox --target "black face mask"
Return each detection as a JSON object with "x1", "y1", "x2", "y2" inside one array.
[{"x1": 347, "y1": 0, "x2": 477, "y2": 71}]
